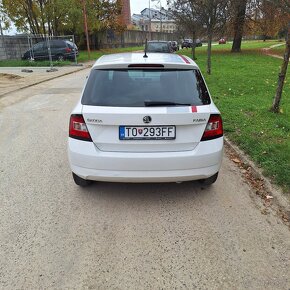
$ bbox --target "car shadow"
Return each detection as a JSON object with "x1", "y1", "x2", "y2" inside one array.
[{"x1": 76, "y1": 180, "x2": 216, "y2": 205}]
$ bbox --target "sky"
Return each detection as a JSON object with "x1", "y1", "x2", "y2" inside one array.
[{"x1": 130, "y1": 0, "x2": 168, "y2": 15}]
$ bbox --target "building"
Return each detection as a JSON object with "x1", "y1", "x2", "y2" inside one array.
[
  {"x1": 132, "y1": 8, "x2": 177, "y2": 33},
  {"x1": 120, "y1": 0, "x2": 131, "y2": 26}
]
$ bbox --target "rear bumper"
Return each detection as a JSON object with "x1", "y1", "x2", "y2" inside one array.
[
  {"x1": 70, "y1": 164, "x2": 220, "y2": 183},
  {"x1": 68, "y1": 137, "x2": 223, "y2": 183}
]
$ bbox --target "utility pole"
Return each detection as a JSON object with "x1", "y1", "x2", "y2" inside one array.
[
  {"x1": 160, "y1": 3, "x2": 162, "y2": 33},
  {"x1": 152, "y1": 0, "x2": 162, "y2": 32},
  {"x1": 148, "y1": 0, "x2": 151, "y2": 39},
  {"x1": 82, "y1": 0, "x2": 90, "y2": 60}
]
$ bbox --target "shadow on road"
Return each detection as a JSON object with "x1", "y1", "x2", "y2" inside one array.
[{"x1": 75, "y1": 180, "x2": 215, "y2": 204}]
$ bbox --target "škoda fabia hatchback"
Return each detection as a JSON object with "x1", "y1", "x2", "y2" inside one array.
[{"x1": 68, "y1": 53, "x2": 223, "y2": 186}]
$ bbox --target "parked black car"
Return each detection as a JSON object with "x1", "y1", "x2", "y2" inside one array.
[
  {"x1": 146, "y1": 41, "x2": 173, "y2": 53},
  {"x1": 181, "y1": 38, "x2": 202, "y2": 49},
  {"x1": 22, "y1": 39, "x2": 78, "y2": 61},
  {"x1": 181, "y1": 39, "x2": 193, "y2": 49}
]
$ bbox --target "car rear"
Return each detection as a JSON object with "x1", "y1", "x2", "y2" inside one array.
[
  {"x1": 64, "y1": 40, "x2": 79, "y2": 59},
  {"x1": 147, "y1": 41, "x2": 172, "y2": 53},
  {"x1": 68, "y1": 53, "x2": 223, "y2": 184}
]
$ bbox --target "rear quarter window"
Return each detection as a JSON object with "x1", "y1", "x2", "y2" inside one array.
[
  {"x1": 81, "y1": 69, "x2": 211, "y2": 107},
  {"x1": 51, "y1": 40, "x2": 65, "y2": 48}
]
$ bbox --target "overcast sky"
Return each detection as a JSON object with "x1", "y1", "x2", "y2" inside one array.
[{"x1": 130, "y1": 0, "x2": 168, "y2": 15}]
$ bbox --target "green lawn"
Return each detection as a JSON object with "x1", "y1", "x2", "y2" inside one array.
[
  {"x1": 0, "y1": 59, "x2": 71, "y2": 67},
  {"x1": 180, "y1": 44, "x2": 290, "y2": 193},
  {"x1": 191, "y1": 40, "x2": 282, "y2": 52},
  {"x1": 77, "y1": 46, "x2": 143, "y2": 62}
]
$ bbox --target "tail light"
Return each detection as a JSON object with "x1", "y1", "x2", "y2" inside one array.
[
  {"x1": 65, "y1": 47, "x2": 72, "y2": 53},
  {"x1": 69, "y1": 114, "x2": 92, "y2": 141},
  {"x1": 201, "y1": 114, "x2": 223, "y2": 141}
]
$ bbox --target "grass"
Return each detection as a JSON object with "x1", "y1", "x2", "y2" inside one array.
[
  {"x1": 0, "y1": 59, "x2": 71, "y2": 67},
  {"x1": 191, "y1": 40, "x2": 282, "y2": 52},
  {"x1": 0, "y1": 46, "x2": 143, "y2": 67},
  {"x1": 180, "y1": 42, "x2": 290, "y2": 193},
  {"x1": 77, "y1": 46, "x2": 143, "y2": 62}
]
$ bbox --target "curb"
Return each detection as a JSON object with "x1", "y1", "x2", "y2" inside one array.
[
  {"x1": 224, "y1": 136, "x2": 290, "y2": 223},
  {"x1": 0, "y1": 64, "x2": 90, "y2": 100}
]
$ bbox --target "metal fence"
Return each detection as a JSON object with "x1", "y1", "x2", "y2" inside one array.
[{"x1": 0, "y1": 34, "x2": 78, "y2": 68}]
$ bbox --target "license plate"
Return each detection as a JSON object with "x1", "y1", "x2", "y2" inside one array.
[{"x1": 119, "y1": 126, "x2": 176, "y2": 140}]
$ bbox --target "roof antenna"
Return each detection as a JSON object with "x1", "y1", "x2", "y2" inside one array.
[{"x1": 143, "y1": 38, "x2": 148, "y2": 58}]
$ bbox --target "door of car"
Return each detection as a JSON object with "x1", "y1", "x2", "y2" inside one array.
[{"x1": 31, "y1": 42, "x2": 45, "y2": 60}]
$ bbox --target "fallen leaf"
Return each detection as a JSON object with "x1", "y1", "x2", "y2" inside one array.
[{"x1": 232, "y1": 158, "x2": 241, "y2": 164}]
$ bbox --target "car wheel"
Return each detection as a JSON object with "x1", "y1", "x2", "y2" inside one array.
[
  {"x1": 199, "y1": 172, "x2": 219, "y2": 186},
  {"x1": 57, "y1": 54, "x2": 65, "y2": 61},
  {"x1": 72, "y1": 172, "x2": 92, "y2": 187}
]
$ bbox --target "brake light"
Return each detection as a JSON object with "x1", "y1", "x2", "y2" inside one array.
[
  {"x1": 201, "y1": 114, "x2": 223, "y2": 141},
  {"x1": 128, "y1": 64, "x2": 164, "y2": 68},
  {"x1": 69, "y1": 114, "x2": 92, "y2": 141},
  {"x1": 65, "y1": 47, "x2": 72, "y2": 53}
]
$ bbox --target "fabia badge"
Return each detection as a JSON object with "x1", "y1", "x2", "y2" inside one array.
[{"x1": 143, "y1": 116, "x2": 152, "y2": 124}]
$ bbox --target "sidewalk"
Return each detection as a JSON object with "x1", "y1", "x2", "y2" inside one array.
[
  {"x1": 0, "y1": 62, "x2": 93, "y2": 98},
  {"x1": 261, "y1": 43, "x2": 285, "y2": 60}
]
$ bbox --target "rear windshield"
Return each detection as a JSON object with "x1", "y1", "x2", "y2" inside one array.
[
  {"x1": 147, "y1": 42, "x2": 170, "y2": 52},
  {"x1": 81, "y1": 69, "x2": 211, "y2": 107}
]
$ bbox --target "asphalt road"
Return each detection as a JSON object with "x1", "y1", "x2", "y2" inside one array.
[{"x1": 0, "y1": 69, "x2": 290, "y2": 289}]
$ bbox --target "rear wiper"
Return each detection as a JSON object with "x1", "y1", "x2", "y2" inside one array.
[{"x1": 144, "y1": 101, "x2": 191, "y2": 107}]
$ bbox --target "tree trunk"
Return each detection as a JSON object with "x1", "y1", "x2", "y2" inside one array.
[
  {"x1": 270, "y1": 22, "x2": 290, "y2": 113},
  {"x1": 39, "y1": 1, "x2": 46, "y2": 35},
  {"x1": 207, "y1": 32, "x2": 212, "y2": 75},
  {"x1": 231, "y1": 0, "x2": 247, "y2": 53},
  {"x1": 191, "y1": 32, "x2": 196, "y2": 60},
  {"x1": 47, "y1": 16, "x2": 52, "y2": 36}
]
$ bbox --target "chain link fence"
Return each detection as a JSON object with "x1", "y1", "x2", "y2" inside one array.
[{"x1": 0, "y1": 34, "x2": 78, "y2": 68}]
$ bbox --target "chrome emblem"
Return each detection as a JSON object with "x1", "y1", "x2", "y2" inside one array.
[{"x1": 143, "y1": 116, "x2": 152, "y2": 124}]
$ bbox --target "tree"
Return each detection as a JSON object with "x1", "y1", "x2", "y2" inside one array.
[
  {"x1": 0, "y1": 1, "x2": 10, "y2": 35},
  {"x1": 231, "y1": 0, "x2": 247, "y2": 52},
  {"x1": 193, "y1": 0, "x2": 229, "y2": 74},
  {"x1": 2, "y1": 0, "x2": 123, "y2": 36},
  {"x1": 168, "y1": 0, "x2": 199, "y2": 60},
  {"x1": 247, "y1": 0, "x2": 289, "y2": 41},
  {"x1": 269, "y1": 0, "x2": 290, "y2": 113}
]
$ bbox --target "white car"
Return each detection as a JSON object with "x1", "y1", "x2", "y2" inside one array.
[{"x1": 68, "y1": 52, "x2": 223, "y2": 186}]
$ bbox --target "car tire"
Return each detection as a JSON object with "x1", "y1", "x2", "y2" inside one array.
[
  {"x1": 57, "y1": 54, "x2": 65, "y2": 61},
  {"x1": 72, "y1": 172, "x2": 92, "y2": 187},
  {"x1": 199, "y1": 172, "x2": 219, "y2": 186}
]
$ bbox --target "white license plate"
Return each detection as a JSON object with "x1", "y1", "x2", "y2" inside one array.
[{"x1": 119, "y1": 126, "x2": 176, "y2": 140}]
